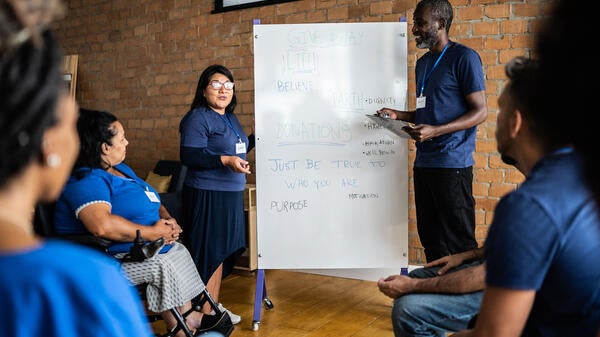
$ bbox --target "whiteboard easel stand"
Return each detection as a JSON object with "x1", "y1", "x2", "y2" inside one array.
[
  {"x1": 252, "y1": 269, "x2": 273, "y2": 331},
  {"x1": 251, "y1": 17, "x2": 274, "y2": 332}
]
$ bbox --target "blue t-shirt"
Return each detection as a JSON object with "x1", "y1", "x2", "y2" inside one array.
[
  {"x1": 54, "y1": 163, "x2": 171, "y2": 254},
  {"x1": 0, "y1": 240, "x2": 153, "y2": 337},
  {"x1": 484, "y1": 149, "x2": 600, "y2": 336},
  {"x1": 179, "y1": 106, "x2": 248, "y2": 192},
  {"x1": 414, "y1": 42, "x2": 485, "y2": 168}
]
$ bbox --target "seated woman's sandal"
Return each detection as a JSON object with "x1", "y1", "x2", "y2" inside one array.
[{"x1": 167, "y1": 310, "x2": 233, "y2": 336}]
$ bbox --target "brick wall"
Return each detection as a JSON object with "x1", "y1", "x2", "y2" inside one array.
[{"x1": 54, "y1": 0, "x2": 549, "y2": 265}]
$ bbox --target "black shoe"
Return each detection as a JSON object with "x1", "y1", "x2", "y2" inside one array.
[{"x1": 195, "y1": 311, "x2": 234, "y2": 336}]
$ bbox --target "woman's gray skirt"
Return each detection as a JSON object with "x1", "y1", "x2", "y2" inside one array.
[{"x1": 120, "y1": 242, "x2": 205, "y2": 313}]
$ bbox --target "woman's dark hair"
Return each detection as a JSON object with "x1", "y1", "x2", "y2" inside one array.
[
  {"x1": 74, "y1": 108, "x2": 118, "y2": 173},
  {"x1": 189, "y1": 64, "x2": 237, "y2": 115},
  {"x1": 0, "y1": 23, "x2": 64, "y2": 187}
]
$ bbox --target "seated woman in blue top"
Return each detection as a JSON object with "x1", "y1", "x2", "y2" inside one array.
[
  {"x1": 53, "y1": 108, "x2": 226, "y2": 336},
  {"x1": 0, "y1": 2, "x2": 152, "y2": 336}
]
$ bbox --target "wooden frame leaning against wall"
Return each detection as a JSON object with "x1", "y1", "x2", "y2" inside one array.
[{"x1": 212, "y1": 0, "x2": 299, "y2": 13}]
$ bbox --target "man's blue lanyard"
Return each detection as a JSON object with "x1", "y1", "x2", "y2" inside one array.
[
  {"x1": 218, "y1": 113, "x2": 242, "y2": 142},
  {"x1": 419, "y1": 41, "x2": 451, "y2": 97}
]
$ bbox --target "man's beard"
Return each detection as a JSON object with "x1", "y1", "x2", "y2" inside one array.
[
  {"x1": 497, "y1": 134, "x2": 517, "y2": 166},
  {"x1": 416, "y1": 27, "x2": 438, "y2": 49},
  {"x1": 501, "y1": 154, "x2": 517, "y2": 166}
]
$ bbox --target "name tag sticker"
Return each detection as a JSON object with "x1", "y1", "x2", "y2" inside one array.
[{"x1": 145, "y1": 191, "x2": 160, "y2": 203}]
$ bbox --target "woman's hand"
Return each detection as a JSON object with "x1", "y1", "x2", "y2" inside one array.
[
  {"x1": 163, "y1": 217, "x2": 182, "y2": 243},
  {"x1": 222, "y1": 155, "x2": 251, "y2": 174},
  {"x1": 152, "y1": 218, "x2": 181, "y2": 244}
]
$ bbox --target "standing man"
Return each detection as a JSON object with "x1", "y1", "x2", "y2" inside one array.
[{"x1": 379, "y1": 0, "x2": 487, "y2": 262}]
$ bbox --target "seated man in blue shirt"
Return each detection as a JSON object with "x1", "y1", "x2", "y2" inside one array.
[
  {"x1": 380, "y1": 56, "x2": 600, "y2": 337},
  {"x1": 451, "y1": 57, "x2": 600, "y2": 336}
]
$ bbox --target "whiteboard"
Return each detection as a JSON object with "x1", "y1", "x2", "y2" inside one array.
[{"x1": 254, "y1": 22, "x2": 409, "y2": 273}]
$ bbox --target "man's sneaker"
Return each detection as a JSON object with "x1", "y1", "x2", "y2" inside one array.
[{"x1": 217, "y1": 303, "x2": 241, "y2": 325}]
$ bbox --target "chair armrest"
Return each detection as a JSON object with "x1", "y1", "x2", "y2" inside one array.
[{"x1": 58, "y1": 234, "x2": 112, "y2": 253}]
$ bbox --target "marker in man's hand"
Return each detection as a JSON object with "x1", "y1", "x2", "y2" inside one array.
[{"x1": 377, "y1": 110, "x2": 390, "y2": 119}]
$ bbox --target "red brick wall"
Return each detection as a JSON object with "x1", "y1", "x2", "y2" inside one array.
[{"x1": 54, "y1": 0, "x2": 550, "y2": 264}]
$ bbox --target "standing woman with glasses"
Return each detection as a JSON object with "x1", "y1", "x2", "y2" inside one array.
[{"x1": 179, "y1": 64, "x2": 254, "y2": 324}]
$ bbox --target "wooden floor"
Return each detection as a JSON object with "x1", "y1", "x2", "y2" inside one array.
[{"x1": 153, "y1": 269, "x2": 395, "y2": 336}]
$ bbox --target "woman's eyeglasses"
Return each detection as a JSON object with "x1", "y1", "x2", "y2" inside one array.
[{"x1": 208, "y1": 80, "x2": 235, "y2": 90}]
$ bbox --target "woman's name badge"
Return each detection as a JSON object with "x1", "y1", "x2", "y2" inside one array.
[
  {"x1": 145, "y1": 190, "x2": 160, "y2": 203},
  {"x1": 416, "y1": 95, "x2": 426, "y2": 109},
  {"x1": 236, "y1": 141, "x2": 247, "y2": 154}
]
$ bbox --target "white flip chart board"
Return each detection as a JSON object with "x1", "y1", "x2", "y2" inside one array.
[{"x1": 254, "y1": 22, "x2": 409, "y2": 273}]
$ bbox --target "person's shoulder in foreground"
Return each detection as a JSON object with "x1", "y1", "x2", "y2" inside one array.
[
  {"x1": 485, "y1": 149, "x2": 600, "y2": 335},
  {"x1": 0, "y1": 240, "x2": 153, "y2": 337}
]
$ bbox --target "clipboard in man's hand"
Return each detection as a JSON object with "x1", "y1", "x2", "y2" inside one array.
[{"x1": 366, "y1": 114, "x2": 412, "y2": 139}]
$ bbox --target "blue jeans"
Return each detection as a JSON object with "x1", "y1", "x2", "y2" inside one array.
[{"x1": 392, "y1": 263, "x2": 483, "y2": 337}]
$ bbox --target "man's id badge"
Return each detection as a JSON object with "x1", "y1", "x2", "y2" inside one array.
[{"x1": 416, "y1": 95, "x2": 426, "y2": 109}]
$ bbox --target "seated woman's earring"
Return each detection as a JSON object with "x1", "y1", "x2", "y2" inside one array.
[
  {"x1": 42, "y1": 137, "x2": 61, "y2": 168},
  {"x1": 46, "y1": 153, "x2": 62, "y2": 168}
]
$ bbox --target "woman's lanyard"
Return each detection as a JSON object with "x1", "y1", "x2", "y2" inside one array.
[
  {"x1": 112, "y1": 167, "x2": 160, "y2": 203},
  {"x1": 419, "y1": 41, "x2": 451, "y2": 97},
  {"x1": 218, "y1": 113, "x2": 246, "y2": 154}
]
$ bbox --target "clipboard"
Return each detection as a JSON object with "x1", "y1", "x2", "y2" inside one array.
[{"x1": 366, "y1": 114, "x2": 413, "y2": 139}]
